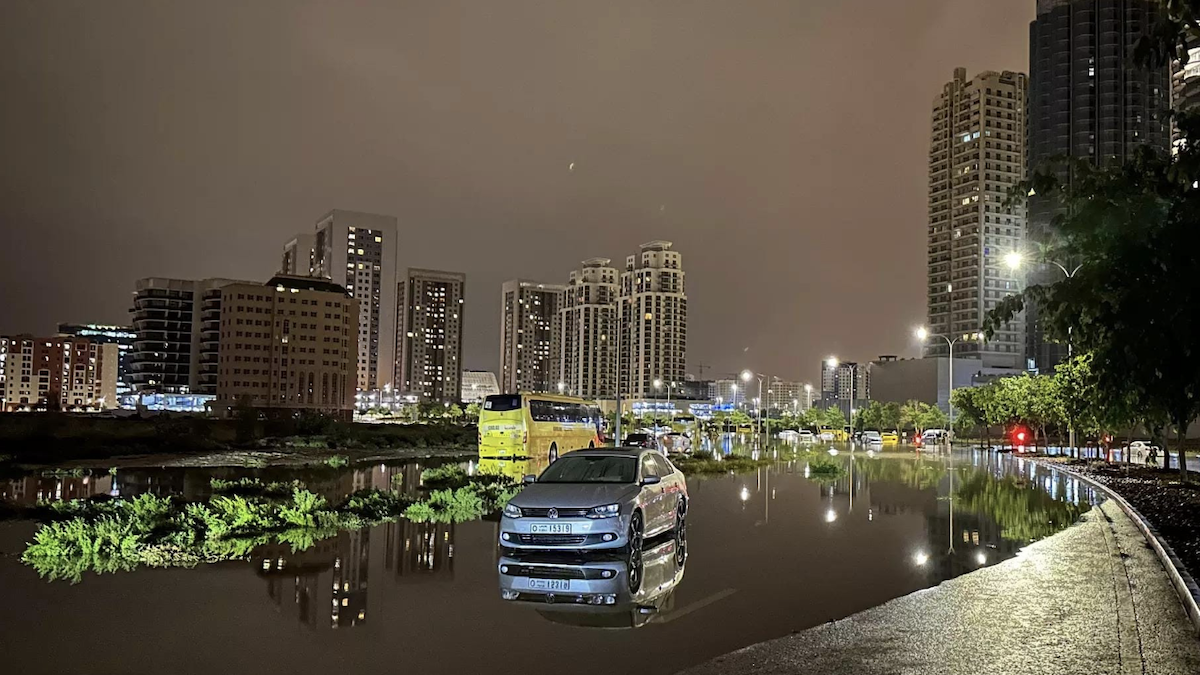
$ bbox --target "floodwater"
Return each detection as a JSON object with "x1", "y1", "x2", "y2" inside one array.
[{"x1": 0, "y1": 443, "x2": 1101, "y2": 675}]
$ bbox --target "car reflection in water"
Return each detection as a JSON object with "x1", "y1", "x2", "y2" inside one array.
[{"x1": 498, "y1": 532, "x2": 687, "y2": 629}]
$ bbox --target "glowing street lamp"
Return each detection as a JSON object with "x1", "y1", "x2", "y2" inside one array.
[
  {"x1": 741, "y1": 369, "x2": 766, "y2": 440},
  {"x1": 915, "y1": 326, "x2": 982, "y2": 445},
  {"x1": 1005, "y1": 251, "x2": 1085, "y2": 453}
]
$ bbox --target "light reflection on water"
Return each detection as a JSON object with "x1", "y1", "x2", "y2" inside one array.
[{"x1": 0, "y1": 441, "x2": 1101, "y2": 675}]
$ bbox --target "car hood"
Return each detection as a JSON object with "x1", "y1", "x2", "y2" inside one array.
[{"x1": 512, "y1": 483, "x2": 640, "y2": 509}]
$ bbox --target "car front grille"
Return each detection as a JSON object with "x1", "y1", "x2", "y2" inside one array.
[
  {"x1": 521, "y1": 507, "x2": 590, "y2": 518},
  {"x1": 516, "y1": 534, "x2": 589, "y2": 546}
]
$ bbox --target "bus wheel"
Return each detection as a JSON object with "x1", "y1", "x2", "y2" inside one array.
[{"x1": 549, "y1": 443, "x2": 558, "y2": 462}]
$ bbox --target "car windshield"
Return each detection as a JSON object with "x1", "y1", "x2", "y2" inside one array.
[{"x1": 538, "y1": 455, "x2": 637, "y2": 484}]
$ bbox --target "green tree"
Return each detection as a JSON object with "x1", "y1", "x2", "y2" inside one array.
[
  {"x1": 951, "y1": 387, "x2": 987, "y2": 442},
  {"x1": 855, "y1": 401, "x2": 885, "y2": 431},
  {"x1": 447, "y1": 404, "x2": 464, "y2": 425},
  {"x1": 464, "y1": 402, "x2": 482, "y2": 424},
  {"x1": 986, "y1": 115, "x2": 1200, "y2": 475},
  {"x1": 801, "y1": 407, "x2": 824, "y2": 429},
  {"x1": 729, "y1": 409, "x2": 753, "y2": 428},
  {"x1": 879, "y1": 401, "x2": 902, "y2": 431},
  {"x1": 822, "y1": 406, "x2": 846, "y2": 431}
]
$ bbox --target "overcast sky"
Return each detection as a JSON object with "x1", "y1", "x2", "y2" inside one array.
[{"x1": 0, "y1": 0, "x2": 1033, "y2": 383}]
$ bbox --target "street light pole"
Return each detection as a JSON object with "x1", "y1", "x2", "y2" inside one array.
[
  {"x1": 916, "y1": 327, "x2": 981, "y2": 447},
  {"x1": 742, "y1": 370, "x2": 766, "y2": 442},
  {"x1": 1006, "y1": 253, "x2": 1084, "y2": 453}
]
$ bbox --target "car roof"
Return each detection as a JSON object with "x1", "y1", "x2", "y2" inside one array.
[{"x1": 566, "y1": 447, "x2": 648, "y2": 458}]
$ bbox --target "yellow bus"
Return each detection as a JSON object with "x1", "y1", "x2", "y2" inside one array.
[{"x1": 478, "y1": 393, "x2": 601, "y2": 461}]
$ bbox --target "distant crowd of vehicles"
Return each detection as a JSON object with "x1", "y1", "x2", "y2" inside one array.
[{"x1": 476, "y1": 391, "x2": 962, "y2": 460}]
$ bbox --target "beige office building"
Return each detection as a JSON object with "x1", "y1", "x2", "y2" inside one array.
[
  {"x1": 927, "y1": 68, "x2": 1027, "y2": 369},
  {"x1": 396, "y1": 269, "x2": 466, "y2": 403},
  {"x1": 559, "y1": 259, "x2": 618, "y2": 399},
  {"x1": 619, "y1": 241, "x2": 687, "y2": 399},
  {"x1": 215, "y1": 275, "x2": 358, "y2": 419}
]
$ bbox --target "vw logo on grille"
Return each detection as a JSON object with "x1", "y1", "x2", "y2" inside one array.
[{"x1": 547, "y1": 508, "x2": 559, "y2": 519}]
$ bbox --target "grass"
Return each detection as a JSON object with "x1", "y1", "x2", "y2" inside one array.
[
  {"x1": 0, "y1": 414, "x2": 478, "y2": 464},
  {"x1": 22, "y1": 472, "x2": 521, "y2": 583}
]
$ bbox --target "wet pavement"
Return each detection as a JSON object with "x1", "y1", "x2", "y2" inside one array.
[
  {"x1": 682, "y1": 498, "x2": 1200, "y2": 675},
  {"x1": 0, "y1": 446, "x2": 1154, "y2": 675}
]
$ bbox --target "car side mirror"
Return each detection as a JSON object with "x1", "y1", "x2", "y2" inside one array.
[
  {"x1": 522, "y1": 474, "x2": 537, "y2": 484},
  {"x1": 641, "y1": 475, "x2": 661, "y2": 486}
]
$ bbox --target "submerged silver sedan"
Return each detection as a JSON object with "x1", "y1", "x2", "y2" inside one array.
[{"x1": 499, "y1": 448, "x2": 687, "y2": 554}]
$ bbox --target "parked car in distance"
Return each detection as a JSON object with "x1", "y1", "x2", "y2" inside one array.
[
  {"x1": 798, "y1": 430, "x2": 815, "y2": 443},
  {"x1": 881, "y1": 431, "x2": 899, "y2": 444},
  {"x1": 777, "y1": 429, "x2": 800, "y2": 440},
  {"x1": 660, "y1": 432, "x2": 692, "y2": 454},
  {"x1": 623, "y1": 433, "x2": 657, "y2": 449},
  {"x1": 921, "y1": 429, "x2": 948, "y2": 445},
  {"x1": 861, "y1": 431, "x2": 883, "y2": 445},
  {"x1": 1124, "y1": 440, "x2": 1159, "y2": 459},
  {"x1": 499, "y1": 448, "x2": 688, "y2": 554}
]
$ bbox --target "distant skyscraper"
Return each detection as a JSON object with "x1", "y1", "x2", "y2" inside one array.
[
  {"x1": 819, "y1": 360, "x2": 868, "y2": 418},
  {"x1": 560, "y1": 259, "x2": 618, "y2": 399},
  {"x1": 498, "y1": 280, "x2": 565, "y2": 394},
  {"x1": 1029, "y1": 0, "x2": 1170, "y2": 370},
  {"x1": 280, "y1": 232, "x2": 317, "y2": 277},
  {"x1": 1173, "y1": 42, "x2": 1200, "y2": 138},
  {"x1": 926, "y1": 68, "x2": 1027, "y2": 369},
  {"x1": 619, "y1": 241, "x2": 687, "y2": 399},
  {"x1": 56, "y1": 323, "x2": 136, "y2": 396},
  {"x1": 129, "y1": 277, "x2": 250, "y2": 394},
  {"x1": 281, "y1": 210, "x2": 398, "y2": 391},
  {"x1": 397, "y1": 269, "x2": 465, "y2": 403}
]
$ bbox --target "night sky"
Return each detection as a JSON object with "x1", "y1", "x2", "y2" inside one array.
[{"x1": 0, "y1": 0, "x2": 1032, "y2": 383}]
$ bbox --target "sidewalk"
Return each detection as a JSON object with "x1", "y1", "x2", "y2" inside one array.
[{"x1": 681, "y1": 500, "x2": 1200, "y2": 675}]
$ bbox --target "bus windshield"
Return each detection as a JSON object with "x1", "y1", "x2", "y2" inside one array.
[{"x1": 484, "y1": 394, "x2": 522, "y2": 411}]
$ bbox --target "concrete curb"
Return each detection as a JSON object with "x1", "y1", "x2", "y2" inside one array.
[{"x1": 1037, "y1": 459, "x2": 1200, "y2": 636}]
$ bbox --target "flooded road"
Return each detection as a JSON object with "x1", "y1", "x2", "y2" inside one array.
[{"x1": 0, "y1": 444, "x2": 1100, "y2": 675}]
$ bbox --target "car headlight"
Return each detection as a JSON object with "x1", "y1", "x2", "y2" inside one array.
[
  {"x1": 503, "y1": 503, "x2": 522, "y2": 518},
  {"x1": 588, "y1": 504, "x2": 621, "y2": 519}
]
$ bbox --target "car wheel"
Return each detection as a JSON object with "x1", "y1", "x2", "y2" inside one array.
[
  {"x1": 627, "y1": 510, "x2": 644, "y2": 593},
  {"x1": 674, "y1": 498, "x2": 687, "y2": 540},
  {"x1": 548, "y1": 443, "x2": 558, "y2": 462}
]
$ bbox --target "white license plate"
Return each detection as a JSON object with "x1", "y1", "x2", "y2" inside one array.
[
  {"x1": 530, "y1": 523, "x2": 573, "y2": 535},
  {"x1": 528, "y1": 578, "x2": 571, "y2": 591}
]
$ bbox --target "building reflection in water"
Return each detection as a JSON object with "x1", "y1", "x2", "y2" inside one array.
[
  {"x1": 385, "y1": 519, "x2": 454, "y2": 581},
  {"x1": 1, "y1": 474, "x2": 114, "y2": 504},
  {"x1": 247, "y1": 464, "x2": 461, "y2": 630}
]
